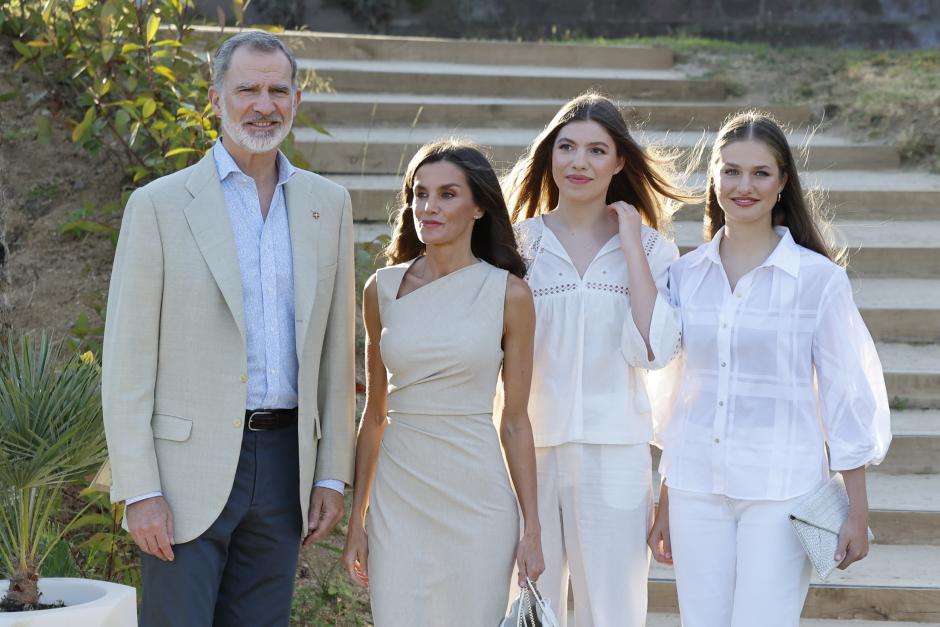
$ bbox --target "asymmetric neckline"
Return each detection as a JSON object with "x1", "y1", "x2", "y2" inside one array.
[{"x1": 394, "y1": 257, "x2": 485, "y2": 301}]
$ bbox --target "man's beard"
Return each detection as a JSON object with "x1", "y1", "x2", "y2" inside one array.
[{"x1": 219, "y1": 97, "x2": 293, "y2": 154}]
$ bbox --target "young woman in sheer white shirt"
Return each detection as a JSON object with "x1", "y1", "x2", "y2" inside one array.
[
  {"x1": 647, "y1": 111, "x2": 892, "y2": 627},
  {"x1": 505, "y1": 93, "x2": 692, "y2": 627}
]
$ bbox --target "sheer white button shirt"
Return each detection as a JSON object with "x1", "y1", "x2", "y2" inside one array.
[
  {"x1": 655, "y1": 226, "x2": 891, "y2": 500},
  {"x1": 516, "y1": 216, "x2": 681, "y2": 448}
]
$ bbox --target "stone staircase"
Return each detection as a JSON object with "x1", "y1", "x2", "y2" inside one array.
[{"x1": 261, "y1": 29, "x2": 940, "y2": 625}]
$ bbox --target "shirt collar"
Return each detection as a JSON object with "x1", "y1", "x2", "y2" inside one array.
[
  {"x1": 537, "y1": 215, "x2": 621, "y2": 263},
  {"x1": 693, "y1": 225, "x2": 801, "y2": 278},
  {"x1": 213, "y1": 138, "x2": 296, "y2": 187}
]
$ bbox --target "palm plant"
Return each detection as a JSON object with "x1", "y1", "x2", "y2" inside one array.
[{"x1": 0, "y1": 334, "x2": 108, "y2": 610}]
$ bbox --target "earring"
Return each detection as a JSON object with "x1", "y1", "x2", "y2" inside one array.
[{"x1": 777, "y1": 192, "x2": 782, "y2": 203}]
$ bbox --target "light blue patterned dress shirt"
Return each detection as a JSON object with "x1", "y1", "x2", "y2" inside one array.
[{"x1": 214, "y1": 139, "x2": 299, "y2": 411}]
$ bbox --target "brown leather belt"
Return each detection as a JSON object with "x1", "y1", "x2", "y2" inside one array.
[{"x1": 244, "y1": 408, "x2": 298, "y2": 431}]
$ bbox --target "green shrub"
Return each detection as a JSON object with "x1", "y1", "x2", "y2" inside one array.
[
  {"x1": 0, "y1": 0, "x2": 324, "y2": 239},
  {"x1": 2, "y1": 0, "x2": 219, "y2": 187},
  {"x1": 0, "y1": 335, "x2": 108, "y2": 609}
]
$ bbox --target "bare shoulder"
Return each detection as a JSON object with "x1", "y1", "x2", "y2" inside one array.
[
  {"x1": 504, "y1": 274, "x2": 534, "y2": 322},
  {"x1": 505, "y1": 274, "x2": 533, "y2": 303}
]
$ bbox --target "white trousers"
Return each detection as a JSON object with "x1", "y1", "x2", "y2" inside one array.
[
  {"x1": 668, "y1": 488, "x2": 813, "y2": 627},
  {"x1": 534, "y1": 442, "x2": 652, "y2": 627}
]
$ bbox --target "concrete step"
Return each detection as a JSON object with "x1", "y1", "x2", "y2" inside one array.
[
  {"x1": 267, "y1": 28, "x2": 677, "y2": 69},
  {"x1": 642, "y1": 614, "x2": 928, "y2": 626},
  {"x1": 190, "y1": 26, "x2": 674, "y2": 69},
  {"x1": 300, "y1": 58, "x2": 727, "y2": 101},
  {"x1": 851, "y1": 279, "x2": 940, "y2": 344},
  {"x1": 649, "y1": 544, "x2": 940, "y2": 622},
  {"x1": 867, "y1": 472, "x2": 940, "y2": 545},
  {"x1": 299, "y1": 92, "x2": 812, "y2": 129},
  {"x1": 877, "y1": 411, "x2": 940, "y2": 475},
  {"x1": 674, "y1": 220, "x2": 940, "y2": 279},
  {"x1": 877, "y1": 343, "x2": 940, "y2": 410},
  {"x1": 297, "y1": 127, "x2": 899, "y2": 174},
  {"x1": 335, "y1": 170, "x2": 940, "y2": 222}
]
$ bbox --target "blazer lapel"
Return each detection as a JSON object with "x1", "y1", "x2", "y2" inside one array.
[
  {"x1": 286, "y1": 174, "x2": 321, "y2": 357},
  {"x1": 183, "y1": 150, "x2": 246, "y2": 340}
]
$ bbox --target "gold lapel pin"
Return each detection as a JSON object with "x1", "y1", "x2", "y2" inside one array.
[{"x1": 311, "y1": 211, "x2": 320, "y2": 220}]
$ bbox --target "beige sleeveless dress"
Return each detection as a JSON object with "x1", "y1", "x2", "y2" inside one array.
[{"x1": 367, "y1": 259, "x2": 520, "y2": 626}]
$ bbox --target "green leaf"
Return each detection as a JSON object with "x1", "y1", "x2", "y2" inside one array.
[
  {"x1": 71, "y1": 106, "x2": 96, "y2": 143},
  {"x1": 72, "y1": 0, "x2": 94, "y2": 10},
  {"x1": 165, "y1": 147, "x2": 197, "y2": 157},
  {"x1": 141, "y1": 98, "x2": 156, "y2": 119},
  {"x1": 0, "y1": 91, "x2": 18, "y2": 103},
  {"x1": 96, "y1": 77, "x2": 112, "y2": 97},
  {"x1": 152, "y1": 65, "x2": 176, "y2": 82},
  {"x1": 35, "y1": 117, "x2": 52, "y2": 144},
  {"x1": 128, "y1": 120, "x2": 141, "y2": 147},
  {"x1": 114, "y1": 109, "x2": 130, "y2": 134},
  {"x1": 101, "y1": 42, "x2": 115, "y2": 62},
  {"x1": 232, "y1": 0, "x2": 245, "y2": 25},
  {"x1": 12, "y1": 40, "x2": 35, "y2": 59},
  {"x1": 121, "y1": 43, "x2": 144, "y2": 54},
  {"x1": 154, "y1": 39, "x2": 183, "y2": 47},
  {"x1": 145, "y1": 14, "x2": 160, "y2": 44},
  {"x1": 26, "y1": 40, "x2": 50, "y2": 48}
]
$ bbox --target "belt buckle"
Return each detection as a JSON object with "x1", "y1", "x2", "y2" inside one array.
[{"x1": 247, "y1": 410, "x2": 273, "y2": 431}]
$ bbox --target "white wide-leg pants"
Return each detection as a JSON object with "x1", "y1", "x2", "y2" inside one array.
[
  {"x1": 533, "y1": 442, "x2": 652, "y2": 627},
  {"x1": 668, "y1": 487, "x2": 813, "y2": 627}
]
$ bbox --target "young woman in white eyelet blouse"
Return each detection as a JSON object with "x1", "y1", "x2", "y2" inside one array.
[
  {"x1": 647, "y1": 112, "x2": 892, "y2": 627},
  {"x1": 504, "y1": 93, "x2": 694, "y2": 627}
]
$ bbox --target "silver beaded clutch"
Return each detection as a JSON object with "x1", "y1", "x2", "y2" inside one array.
[{"x1": 789, "y1": 474, "x2": 874, "y2": 580}]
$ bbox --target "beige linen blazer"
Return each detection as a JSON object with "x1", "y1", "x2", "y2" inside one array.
[{"x1": 102, "y1": 148, "x2": 356, "y2": 544}]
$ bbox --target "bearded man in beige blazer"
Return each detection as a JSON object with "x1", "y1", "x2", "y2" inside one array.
[{"x1": 102, "y1": 31, "x2": 355, "y2": 626}]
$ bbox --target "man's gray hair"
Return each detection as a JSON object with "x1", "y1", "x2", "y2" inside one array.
[{"x1": 213, "y1": 31, "x2": 298, "y2": 89}]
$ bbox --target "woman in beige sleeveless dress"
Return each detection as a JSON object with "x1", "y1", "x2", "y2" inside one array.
[{"x1": 342, "y1": 140, "x2": 544, "y2": 626}]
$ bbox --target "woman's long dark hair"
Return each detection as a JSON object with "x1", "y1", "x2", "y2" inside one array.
[
  {"x1": 705, "y1": 111, "x2": 842, "y2": 264},
  {"x1": 385, "y1": 140, "x2": 526, "y2": 278},
  {"x1": 504, "y1": 92, "x2": 694, "y2": 228}
]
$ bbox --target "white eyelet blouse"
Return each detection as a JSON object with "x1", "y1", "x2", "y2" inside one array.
[
  {"x1": 654, "y1": 226, "x2": 892, "y2": 501},
  {"x1": 515, "y1": 216, "x2": 681, "y2": 448}
]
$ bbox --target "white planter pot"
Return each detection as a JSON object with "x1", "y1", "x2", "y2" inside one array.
[{"x1": 0, "y1": 578, "x2": 137, "y2": 626}]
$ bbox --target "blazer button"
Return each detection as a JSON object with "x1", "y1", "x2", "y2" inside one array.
[
  {"x1": 240, "y1": 374, "x2": 248, "y2": 383},
  {"x1": 233, "y1": 419, "x2": 242, "y2": 428}
]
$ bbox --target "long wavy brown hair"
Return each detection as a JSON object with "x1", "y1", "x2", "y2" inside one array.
[
  {"x1": 705, "y1": 111, "x2": 842, "y2": 264},
  {"x1": 385, "y1": 140, "x2": 526, "y2": 278},
  {"x1": 504, "y1": 92, "x2": 694, "y2": 228}
]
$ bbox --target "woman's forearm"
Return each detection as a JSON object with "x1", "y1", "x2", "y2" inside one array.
[
  {"x1": 348, "y1": 413, "x2": 387, "y2": 529},
  {"x1": 501, "y1": 416, "x2": 541, "y2": 537},
  {"x1": 840, "y1": 465, "x2": 869, "y2": 523}
]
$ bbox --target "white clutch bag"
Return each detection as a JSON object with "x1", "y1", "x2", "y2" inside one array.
[
  {"x1": 500, "y1": 578, "x2": 559, "y2": 627},
  {"x1": 789, "y1": 474, "x2": 874, "y2": 580}
]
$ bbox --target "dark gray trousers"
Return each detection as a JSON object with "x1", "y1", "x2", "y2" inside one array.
[{"x1": 139, "y1": 427, "x2": 302, "y2": 627}]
